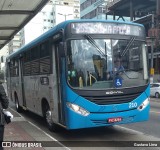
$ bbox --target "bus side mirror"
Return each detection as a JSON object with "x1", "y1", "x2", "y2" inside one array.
[{"x1": 58, "y1": 42, "x2": 65, "y2": 57}]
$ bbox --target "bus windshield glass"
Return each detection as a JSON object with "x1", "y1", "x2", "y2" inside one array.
[{"x1": 67, "y1": 37, "x2": 148, "y2": 89}]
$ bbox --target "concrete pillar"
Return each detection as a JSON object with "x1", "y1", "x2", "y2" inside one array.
[
  {"x1": 156, "y1": 0, "x2": 160, "y2": 15},
  {"x1": 156, "y1": 0, "x2": 160, "y2": 27},
  {"x1": 130, "y1": 0, "x2": 133, "y2": 21}
]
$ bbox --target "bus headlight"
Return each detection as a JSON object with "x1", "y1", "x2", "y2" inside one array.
[
  {"x1": 67, "y1": 102, "x2": 90, "y2": 116},
  {"x1": 137, "y1": 98, "x2": 150, "y2": 111}
]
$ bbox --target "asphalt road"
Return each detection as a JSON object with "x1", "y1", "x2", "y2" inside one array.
[
  {"x1": 7, "y1": 97, "x2": 160, "y2": 149},
  {"x1": 121, "y1": 98, "x2": 160, "y2": 138}
]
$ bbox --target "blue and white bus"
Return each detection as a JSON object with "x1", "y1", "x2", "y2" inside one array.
[{"x1": 6, "y1": 20, "x2": 150, "y2": 131}]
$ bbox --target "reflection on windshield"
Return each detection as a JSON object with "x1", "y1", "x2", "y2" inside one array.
[{"x1": 67, "y1": 38, "x2": 148, "y2": 89}]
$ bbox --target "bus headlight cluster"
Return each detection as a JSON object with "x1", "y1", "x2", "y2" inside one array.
[
  {"x1": 137, "y1": 98, "x2": 150, "y2": 111},
  {"x1": 67, "y1": 102, "x2": 90, "y2": 116}
]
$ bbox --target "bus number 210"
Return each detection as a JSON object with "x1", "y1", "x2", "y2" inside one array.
[{"x1": 129, "y1": 102, "x2": 137, "y2": 109}]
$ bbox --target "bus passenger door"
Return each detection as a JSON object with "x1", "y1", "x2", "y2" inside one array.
[
  {"x1": 19, "y1": 57, "x2": 26, "y2": 108},
  {"x1": 57, "y1": 42, "x2": 66, "y2": 125},
  {"x1": 51, "y1": 43, "x2": 65, "y2": 126}
]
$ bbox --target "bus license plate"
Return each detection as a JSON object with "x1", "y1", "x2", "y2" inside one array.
[{"x1": 108, "y1": 117, "x2": 122, "y2": 123}]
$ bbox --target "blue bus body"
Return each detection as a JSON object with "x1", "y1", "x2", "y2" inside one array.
[
  {"x1": 65, "y1": 85, "x2": 150, "y2": 129},
  {"x1": 6, "y1": 19, "x2": 150, "y2": 131}
]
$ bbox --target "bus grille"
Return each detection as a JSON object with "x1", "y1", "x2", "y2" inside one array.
[{"x1": 83, "y1": 93, "x2": 141, "y2": 105}]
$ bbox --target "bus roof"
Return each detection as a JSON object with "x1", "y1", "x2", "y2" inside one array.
[{"x1": 7, "y1": 19, "x2": 144, "y2": 60}]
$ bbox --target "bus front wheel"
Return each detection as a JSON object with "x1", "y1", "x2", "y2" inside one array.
[
  {"x1": 15, "y1": 95, "x2": 23, "y2": 113},
  {"x1": 42, "y1": 102, "x2": 59, "y2": 132}
]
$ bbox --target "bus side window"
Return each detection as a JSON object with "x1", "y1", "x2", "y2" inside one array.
[
  {"x1": 9, "y1": 58, "x2": 19, "y2": 77},
  {"x1": 30, "y1": 46, "x2": 40, "y2": 75},
  {"x1": 40, "y1": 41, "x2": 51, "y2": 74},
  {"x1": 40, "y1": 41, "x2": 49, "y2": 58},
  {"x1": 23, "y1": 50, "x2": 31, "y2": 75}
]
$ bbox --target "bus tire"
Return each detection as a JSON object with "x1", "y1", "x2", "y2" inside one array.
[
  {"x1": 42, "y1": 101, "x2": 60, "y2": 132},
  {"x1": 15, "y1": 94, "x2": 23, "y2": 113}
]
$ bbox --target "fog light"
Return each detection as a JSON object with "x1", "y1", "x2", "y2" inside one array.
[
  {"x1": 67, "y1": 102, "x2": 90, "y2": 116},
  {"x1": 137, "y1": 98, "x2": 150, "y2": 111}
]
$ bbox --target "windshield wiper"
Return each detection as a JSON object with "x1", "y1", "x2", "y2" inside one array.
[
  {"x1": 84, "y1": 34, "x2": 106, "y2": 57},
  {"x1": 121, "y1": 37, "x2": 135, "y2": 57}
]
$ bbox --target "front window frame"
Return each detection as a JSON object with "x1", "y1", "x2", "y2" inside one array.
[{"x1": 66, "y1": 36, "x2": 148, "y2": 90}]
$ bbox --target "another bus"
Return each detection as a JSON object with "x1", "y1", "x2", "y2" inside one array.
[{"x1": 6, "y1": 20, "x2": 150, "y2": 131}]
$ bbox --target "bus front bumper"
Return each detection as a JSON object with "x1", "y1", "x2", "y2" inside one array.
[{"x1": 65, "y1": 104, "x2": 150, "y2": 130}]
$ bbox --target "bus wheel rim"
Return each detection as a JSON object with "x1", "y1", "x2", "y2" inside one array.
[
  {"x1": 15, "y1": 99, "x2": 19, "y2": 109},
  {"x1": 46, "y1": 110, "x2": 52, "y2": 125}
]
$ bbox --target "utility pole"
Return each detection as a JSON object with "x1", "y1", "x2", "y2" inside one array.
[{"x1": 149, "y1": 14, "x2": 155, "y2": 84}]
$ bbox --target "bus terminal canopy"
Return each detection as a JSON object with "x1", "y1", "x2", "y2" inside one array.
[{"x1": 0, "y1": 0, "x2": 48, "y2": 50}]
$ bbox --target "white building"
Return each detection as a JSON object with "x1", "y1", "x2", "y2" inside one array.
[
  {"x1": 24, "y1": 1, "x2": 54, "y2": 45},
  {"x1": 8, "y1": 31, "x2": 23, "y2": 54},
  {"x1": 8, "y1": 0, "x2": 80, "y2": 53},
  {"x1": 53, "y1": 0, "x2": 80, "y2": 25},
  {"x1": 0, "y1": 45, "x2": 9, "y2": 72}
]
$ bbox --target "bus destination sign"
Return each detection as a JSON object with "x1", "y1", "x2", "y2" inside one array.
[{"x1": 71, "y1": 22, "x2": 144, "y2": 37}]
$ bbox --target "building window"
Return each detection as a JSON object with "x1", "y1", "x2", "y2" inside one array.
[
  {"x1": 74, "y1": 9, "x2": 79, "y2": 13},
  {"x1": 91, "y1": 0, "x2": 96, "y2": 4},
  {"x1": 64, "y1": 2, "x2": 68, "y2": 5},
  {"x1": 90, "y1": 9, "x2": 96, "y2": 18}
]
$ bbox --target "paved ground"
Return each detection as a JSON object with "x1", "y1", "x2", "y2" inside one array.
[
  {"x1": 3, "y1": 107, "x2": 67, "y2": 150},
  {"x1": 2, "y1": 106, "x2": 160, "y2": 150},
  {"x1": 2, "y1": 83, "x2": 160, "y2": 150}
]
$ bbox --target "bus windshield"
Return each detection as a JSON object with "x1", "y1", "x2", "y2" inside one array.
[{"x1": 67, "y1": 37, "x2": 148, "y2": 89}]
